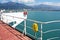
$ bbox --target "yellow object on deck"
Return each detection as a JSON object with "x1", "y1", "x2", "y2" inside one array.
[{"x1": 32, "y1": 23, "x2": 38, "y2": 32}]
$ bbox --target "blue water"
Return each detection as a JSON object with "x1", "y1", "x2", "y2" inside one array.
[{"x1": 10, "y1": 11, "x2": 60, "y2": 40}]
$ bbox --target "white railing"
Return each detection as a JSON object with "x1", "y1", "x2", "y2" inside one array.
[{"x1": 0, "y1": 12, "x2": 60, "y2": 40}]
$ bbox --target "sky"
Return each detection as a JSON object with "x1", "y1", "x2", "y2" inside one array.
[{"x1": 0, "y1": 0, "x2": 60, "y2": 6}]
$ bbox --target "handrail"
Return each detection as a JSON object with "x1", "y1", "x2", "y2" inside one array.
[
  {"x1": 43, "y1": 20, "x2": 60, "y2": 24},
  {"x1": 1, "y1": 14, "x2": 60, "y2": 40},
  {"x1": 43, "y1": 29, "x2": 60, "y2": 34},
  {"x1": 2, "y1": 14, "x2": 43, "y2": 23},
  {"x1": 2, "y1": 14, "x2": 60, "y2": 24},
  {"x1": 47, "y1": 37, "x2": 60, "y2": 40}
]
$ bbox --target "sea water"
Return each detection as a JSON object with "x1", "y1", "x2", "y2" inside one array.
[{"x1": 14, "y1": 11, "x2": 60, "y2": 40}]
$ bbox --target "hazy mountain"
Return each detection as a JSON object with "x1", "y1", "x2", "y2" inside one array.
[
  {"x1": 0, "y1": 2, "x2": 60, "y2": 11},
  {"x1": 31, "y1": 4, "x2": 60, "y2": 11},
  {"x1": 0, "y1": 2, "x2": 32, "y2": 10}
]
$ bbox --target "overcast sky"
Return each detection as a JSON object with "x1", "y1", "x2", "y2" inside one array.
[{"x1": 0, "y1": 0, "x2": 60, "y2": 6}]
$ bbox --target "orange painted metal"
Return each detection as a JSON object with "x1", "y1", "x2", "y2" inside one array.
[{"x1": 0, "y1": 21, "x2": 31, "y2": 40}]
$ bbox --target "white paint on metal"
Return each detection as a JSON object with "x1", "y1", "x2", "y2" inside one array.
[
  {"x1": 47, "y1": 37, "x2": 60, "y2": 40},
  {"x1": 1, "y1": 12, "x2": 27, "y2": 28},
  {"x1": 43, "y1": 29, "x2": 60, "y2": 34}
]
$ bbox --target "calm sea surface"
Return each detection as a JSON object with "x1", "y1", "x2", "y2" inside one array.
[{"x1": 10, "y1": 11, "x2": 60, "y2": 40}]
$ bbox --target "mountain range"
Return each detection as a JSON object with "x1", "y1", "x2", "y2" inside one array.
[
  {"x1": 0, "y1": 2, "x2": 60, "y2": 11},
  {"x1": 0, "y1": 2, "x2": 32, "y2": 10}
]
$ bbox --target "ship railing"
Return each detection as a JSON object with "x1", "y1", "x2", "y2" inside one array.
[{"x1": 1, "y1": 14, "x2": 60, "y2": 40}]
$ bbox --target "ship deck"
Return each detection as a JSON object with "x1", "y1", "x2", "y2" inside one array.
[{"x1": 0, "y1": 20, "x2": 32, "y2": 40}]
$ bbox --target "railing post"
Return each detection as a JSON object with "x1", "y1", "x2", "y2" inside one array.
[
  {"x1": 0, "y1": 11, "x2": 2, "y2": 20},
  {"x1": 13, "y1": 16, "x2": 14, "y2": 25},
  {"x1": 41, "y1": 23, "x2": 43, "y2": 40},
  {"x1": 1, "y1": 14, "x2": 3, "y2": 21},
  {"x1": 23, "y1": 19, "x2": 27, "y2": 35}
]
